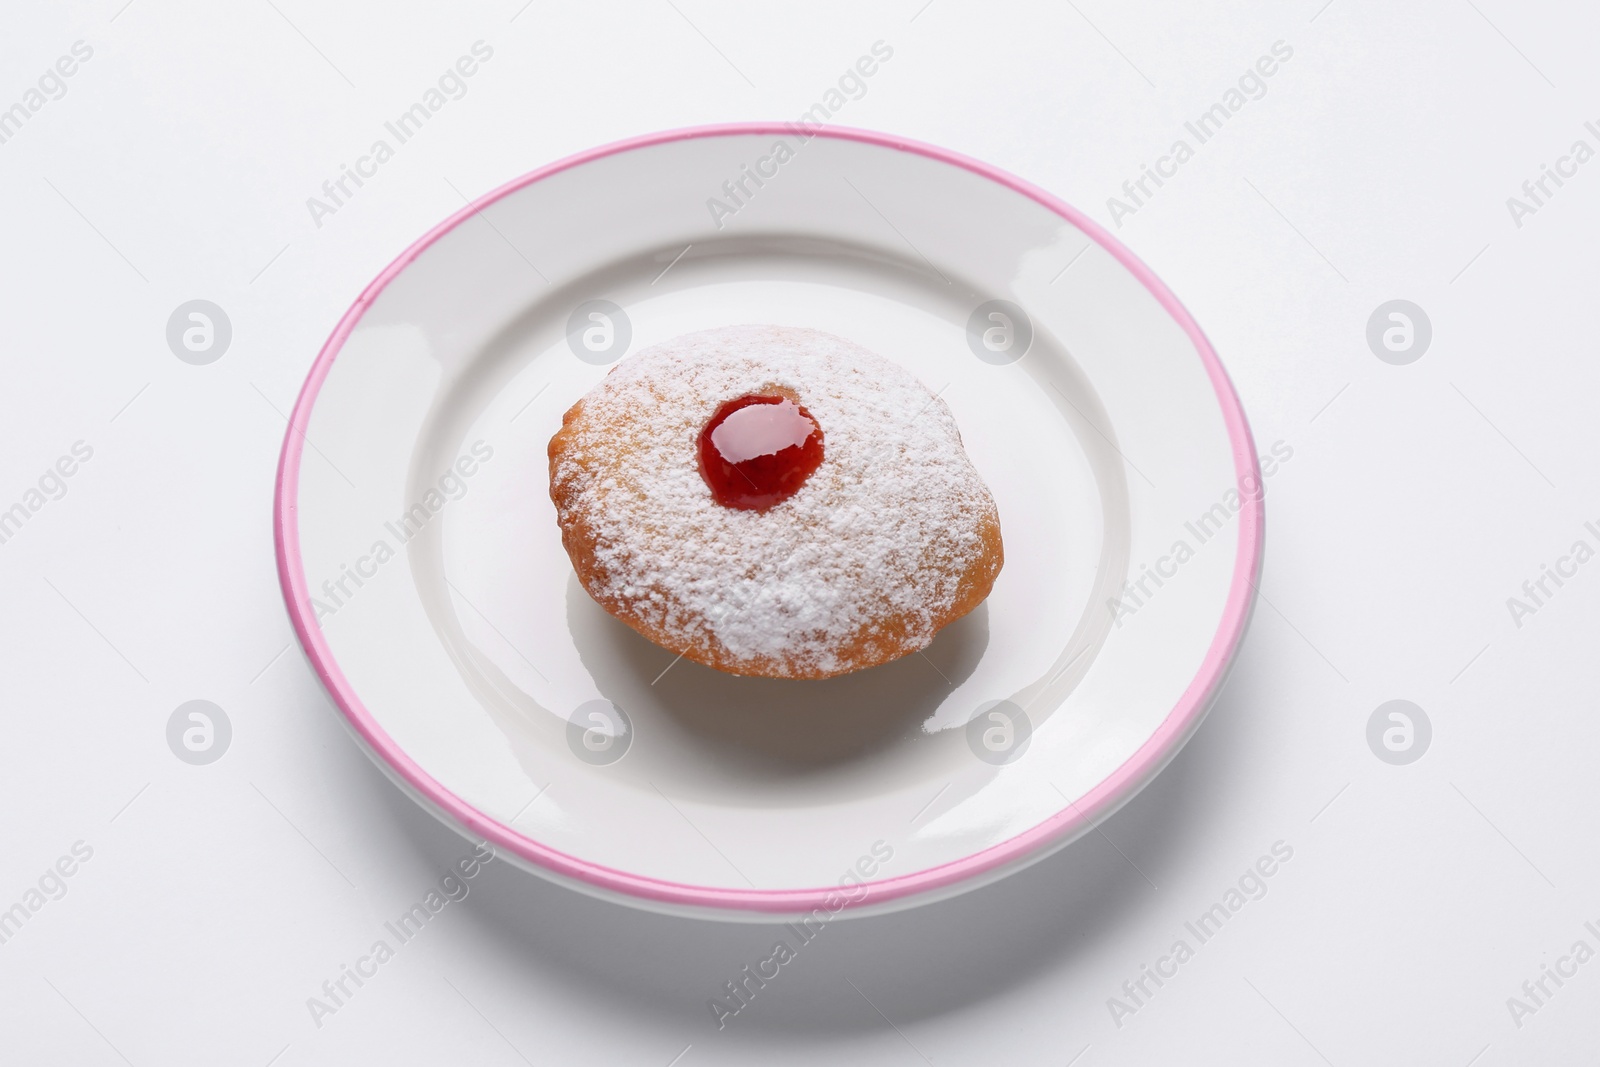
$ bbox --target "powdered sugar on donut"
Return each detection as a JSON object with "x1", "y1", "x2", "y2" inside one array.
[{"x1": 549, "y1": 325, "x2": 1000, "y2": 676}]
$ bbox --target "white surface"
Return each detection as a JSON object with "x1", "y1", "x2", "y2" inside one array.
[{"x1": 1, "y1": 0, "x2": 1595, "y2": 1063}]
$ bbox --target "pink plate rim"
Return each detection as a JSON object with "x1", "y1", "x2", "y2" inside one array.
[{"x1": 273, "y1": 122, "x2": 1264, "y2": 916}]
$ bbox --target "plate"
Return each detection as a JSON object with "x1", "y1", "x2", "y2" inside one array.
[{"x1": 274, "y1": 124, "x2": 1262, "y2": 921}]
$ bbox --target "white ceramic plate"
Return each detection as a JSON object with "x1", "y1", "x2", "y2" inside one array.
[{"x1": 275, "y1": 125, "x2": 1263, "y2": 922}]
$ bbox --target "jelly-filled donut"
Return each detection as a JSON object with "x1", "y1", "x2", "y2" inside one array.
[{"x1": 548, "y1": 325, "x2": 1003, "y2": 679}]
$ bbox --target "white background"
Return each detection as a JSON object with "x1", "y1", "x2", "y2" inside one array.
[{"x1": 3, "y1": 1, "x2": 1597, "y2": 1064}]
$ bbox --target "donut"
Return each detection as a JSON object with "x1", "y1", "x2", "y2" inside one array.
[{"x1": 548, "y1": 325, "x2": 1003, "y2": 679}]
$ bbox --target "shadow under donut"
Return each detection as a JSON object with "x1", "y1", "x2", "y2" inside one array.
[{"x1": 567, "y1": 572, "x2": 989, "y2": 777}]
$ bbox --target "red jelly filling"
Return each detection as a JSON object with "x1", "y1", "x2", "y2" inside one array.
[{"x1": 698, "y1": 394, "x2": 824, "y2": 510}]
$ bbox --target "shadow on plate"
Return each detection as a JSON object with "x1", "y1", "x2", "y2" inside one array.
[{"x1": 568, "y1": 572, "x2": 988, "y2": 776}]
